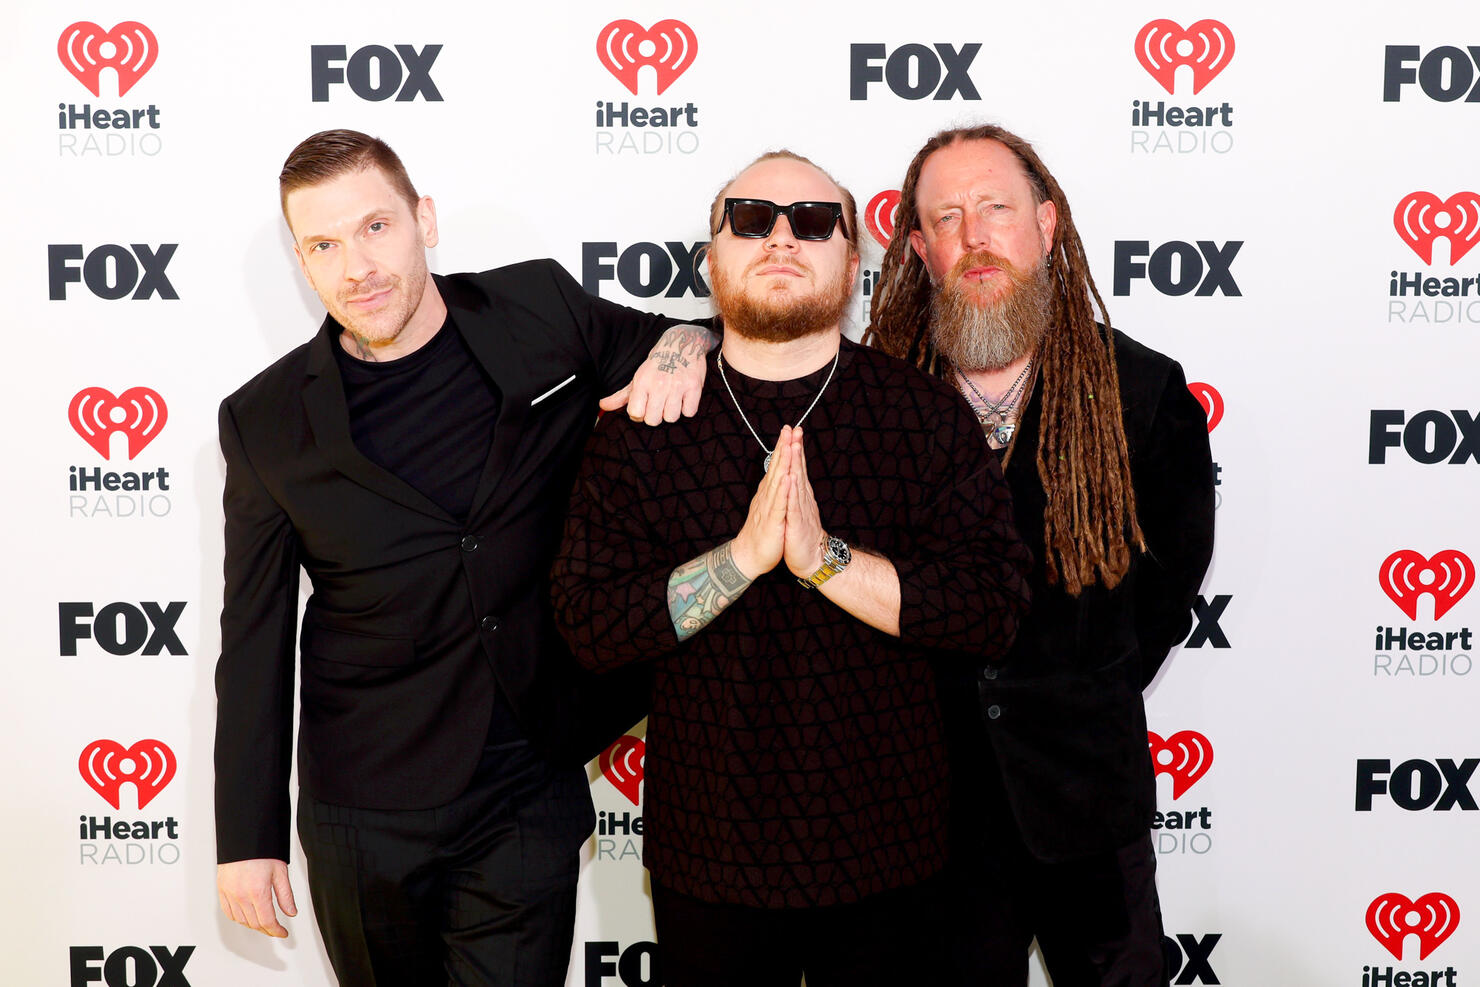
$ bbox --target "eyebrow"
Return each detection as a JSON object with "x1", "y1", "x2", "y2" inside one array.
[{"x1": 298, "y1": 209, "x2": 387, "y2": 250}]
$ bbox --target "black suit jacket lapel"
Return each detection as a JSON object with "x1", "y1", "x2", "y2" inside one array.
[
  {"x1": 301, "y1": 317, "x2": 456, "y2": 523},
  {"x1": 439, "y1": 274, "x2": 535, "y2": 517}
]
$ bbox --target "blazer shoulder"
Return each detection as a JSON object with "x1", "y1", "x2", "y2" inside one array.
[
  {"x1": 440, "y1": 259, "x2": 576, "y2": 310},
  {"x1": 1110, "y1": 328, "x2": 1180, "y2": 397},
  {"x1": 221, "y1": 339, "x2": 314, "y2": 420}
]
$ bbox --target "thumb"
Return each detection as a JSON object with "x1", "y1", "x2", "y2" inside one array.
[
  {"x1": 598, "y1": 385, "x2": 631, "y2": 412},
  {"x1": 273, "y1": 865, "x2": 298, "y2": 917}
]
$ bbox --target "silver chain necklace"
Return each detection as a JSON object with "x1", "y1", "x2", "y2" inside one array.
[
  {"x1": 717, "y1": 347, "x2": 841, "y2": 471},
  {"x1": 958, "y1": 358, "x2": 1033, "y2": 448}
]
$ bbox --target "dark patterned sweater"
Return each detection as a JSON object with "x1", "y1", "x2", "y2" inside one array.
[{"x1": 552, "y1": 339, "x2": 1031, "y2": 908}]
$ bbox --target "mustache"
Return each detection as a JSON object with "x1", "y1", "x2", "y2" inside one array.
[
  {"x1": 747, "y1": 257, "x2": 810, "y2": 276},
  {"x1": 947, "y1": 251, "x2": 1021, "y2": 281},
  {"x1": 342, "y1": 276, "x2": 397, "y2": 299}
]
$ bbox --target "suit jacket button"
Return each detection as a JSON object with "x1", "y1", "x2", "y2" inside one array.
[
  {"x1": 986, "y1": 704, "x2": 1002, "y2": 720},
  {"x1": 481, "y1": 616, "x2": 498, "y2": 631},
  {"x1": 461, "y1": 535, "x2": 480, "y2": 552},
  {"x1": 980, "y1": 666, "x2": 998, "y2": 681}
]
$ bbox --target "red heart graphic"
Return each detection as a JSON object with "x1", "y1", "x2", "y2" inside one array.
[
  {"x1": 596, "y1": 19, "x2": 697, "y2": 96},
  {"x1": 58, "y1": 21, "x2": 159, "y2": 98},
  {"x1": 599, "y1": 734, "x2": 645, "y2": 806},
  {"x1": 1134, "y1": 19, "x2": 1234, "y2": 95},
  {"x1": 1394, "y1": 192, "x2": 1480, "y2": 265},
  {"x1": 1148, "y1": 730, "x2": 1213, "y2": 799},
  {"x1": 1187, "y1": 382, "x2": 1223, "y2": 432},
  {"x1": 865, "y1": 190, "x2": 901, "y2": 248},
  {"x1": 1379, "y1": 550, "x2": 1475, "y2": 621},
  {"x1": 68, "y1": 386, "x2": 168, "y2": 460},
  {"x1": 79, "y1": 739, "x2": 177, "y2": 810},
  {"x1": 1366, "y1": 892, "x2": 1460, "y2": 961}
]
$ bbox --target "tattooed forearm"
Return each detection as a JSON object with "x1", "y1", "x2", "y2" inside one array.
[
  {"x1": 667, "y1": 540, "x2": 753, "y2": 640},
  {"x1": 650, "y1": 324, "x2": 719, "y2": 374}
]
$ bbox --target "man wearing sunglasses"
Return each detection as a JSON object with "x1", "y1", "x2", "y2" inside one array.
[
  {"x1": 866, "y1": 126, "x2": 1215, "y2": 986},
  {"x1": 214, "y1": 129, "x2": 717, "y2": 986},
  {"x1": 553, "y1": 150, "x2": 1032, "y2": 987}
]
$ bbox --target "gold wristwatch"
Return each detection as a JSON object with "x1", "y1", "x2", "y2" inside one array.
[{"x1": 799, "y1": 535, "x2": 852, "y2": 589}]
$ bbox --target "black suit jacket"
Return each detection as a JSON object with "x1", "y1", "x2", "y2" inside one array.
[
  {"x1": 941, "y1": 330, "x2": 1215, "y2": 863},
  {"x1": 215, "y1": 260, "x2": 671, "y2": 864}
]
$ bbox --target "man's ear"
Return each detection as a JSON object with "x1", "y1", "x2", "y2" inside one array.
[
  {"x1": 418, "y1": 196, "x2": 439, "y2": 249},
  {"x1": 1036, "y1": 199, "x2": 1057, "y2": 255},
  {"x1": 909, "y1": 228, "x2": 929, "y2": 266}
]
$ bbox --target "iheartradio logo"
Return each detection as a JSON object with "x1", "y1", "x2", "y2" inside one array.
[
  {"x1": 1148, "y1": 730, "x2": 1213, "y2": 799},
  {"x1": 1367, "y1": 892, "x2": 1460, "y2": 961},
  {"x1": 596, "y1": 20, "x2": 697, "y2": 96},
  {"x1": 1394, "y1": 192, "x2": 1480, "y2": 265},
  {"x1": 58, "y1": 21, "x2": 158, "y2": 98},
  {"x1": 1379, "y1": 550, "x2": 1474, "y2": 621},
  {"x1": 599, "y1": 734, "x2": 645, "y2": 806},
  {"x1": 1187, "y1": 382, "x2": 1223, "y2": 433},
  {"x1": 79, "y1": 739, "x2": 176, "y2": 810},
  {"x1": 865, "y1": 190, "x2": 900, "y2": 248},
  {"x1": 69, "y1": 386, "x2": 167, "y2": 460},
  {"x1": 1134, "y1": 19, "x2": 1234, "y2": 95}
]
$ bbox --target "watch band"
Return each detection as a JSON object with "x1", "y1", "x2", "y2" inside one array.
[{"x1": 799, "y1": 535, "x2": 852, "y2": 589}]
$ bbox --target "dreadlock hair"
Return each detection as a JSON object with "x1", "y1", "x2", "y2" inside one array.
[{"x1": 862, "y1": 124, "x2": 1144, "y2": 595}]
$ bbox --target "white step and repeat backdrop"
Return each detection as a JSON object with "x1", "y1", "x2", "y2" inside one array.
[{"x1": 3, "y1": 1, "x2": 1476, "y2": 984}]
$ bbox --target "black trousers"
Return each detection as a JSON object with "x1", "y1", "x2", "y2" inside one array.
[
  {"x1": 651, "y1": 877, "x2": 949, "y2": 987},
  {"x1": 297, "y1": 740, "x2": 594, "y2": 986},
  {"x1": 946, "y1": 827, "x2": 1167, "y2": 987}
]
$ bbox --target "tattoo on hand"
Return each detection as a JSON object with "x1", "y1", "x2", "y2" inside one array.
[
  {"x1": 653, "y1": 350, "x2": 690, "y2": 374},
  {"x1": 651, "y1": 325, "x2": 719, "y2": 375},
  {"x1": 667, "y1": 541, "x2": 753, "y2": 640}
]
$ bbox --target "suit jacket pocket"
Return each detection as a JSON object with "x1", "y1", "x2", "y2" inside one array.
[
  {"x1": 987, "y1": 649, "x2": 1154, "y2": 860},
  {"x1": 302, "y1": 622, "x2": 417, "y2": 669}
]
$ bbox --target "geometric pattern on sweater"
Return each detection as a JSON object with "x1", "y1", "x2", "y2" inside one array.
[{"x1": 552, "y1": 339, "x2": 1031, "y2": 908}]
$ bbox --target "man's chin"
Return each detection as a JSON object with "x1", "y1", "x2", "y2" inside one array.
[
  {"x1": 335, "y1": 313, "x2": 401, "y2": 344},
  {"x1": 955, "y1": 280, "x2": 1008, "y2": 307}
]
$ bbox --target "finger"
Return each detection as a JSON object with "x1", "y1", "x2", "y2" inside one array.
[
  {"x1": 681, "y1": 380, "x2": 701, "y2": 418},
  {"x1": 247, "y1": 893, "x2": 288, "y2": 938},
  {"x1": 662, "y1": 388, "x2": 683, "y2": 424},
  {"x1": 775, "y1": 427, "x2": 793, "y2": 475},
  {"x1": 626, "y1": 384, "x2": 649, "y2": 422},
  {"x1": 273, "y1": 867, "x2": 298, "y2": 917},
  {"x1": 643, "y1": 383, "x2": 666, "y2": 426},
  {"x1": 597, "y1": 385, "x2": 631, "y2": 412}
]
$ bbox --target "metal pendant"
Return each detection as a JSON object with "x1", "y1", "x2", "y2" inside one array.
[{"x1": 764, "y1": 451, "x2": 774, "y2": 472}]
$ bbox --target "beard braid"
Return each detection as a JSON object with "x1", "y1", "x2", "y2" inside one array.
[
  {"x1": 928, "y1": 251, "x2": 1053, "y2": 372},
  {"x1": 710, "y1": 254, "x2": 854, "y2": 343}
]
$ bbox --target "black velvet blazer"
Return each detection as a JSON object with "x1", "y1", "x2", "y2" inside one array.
[{"x1": 939, "y1": 329, "x2": 1216, "y2": 862}]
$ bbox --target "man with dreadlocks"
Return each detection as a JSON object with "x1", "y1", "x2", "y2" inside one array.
[{"x1": 864, "y1": 125, "x2": 1215, "y2": 985}]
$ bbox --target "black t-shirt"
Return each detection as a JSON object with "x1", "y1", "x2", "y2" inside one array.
[{"x1": 333, "y1": 316, "x2": 499, "y2": 522}]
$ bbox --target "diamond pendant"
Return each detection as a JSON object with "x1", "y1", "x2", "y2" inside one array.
[{"x1": 764, "y1": 451, "x2": 774, "y2": 472}]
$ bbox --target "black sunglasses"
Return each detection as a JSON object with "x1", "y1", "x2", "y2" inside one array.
[{"x1": 721, "y1": 198, "x2": 845, "y2": 240}]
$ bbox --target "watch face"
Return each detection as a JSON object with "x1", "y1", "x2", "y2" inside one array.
[{"x1": 827, "y1": 536, "x2": 851, "y2": 566}]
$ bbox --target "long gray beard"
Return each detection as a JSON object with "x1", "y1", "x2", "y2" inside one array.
[{"x1": 929, "y1": 256, "x2": 1053, "y2": 372}]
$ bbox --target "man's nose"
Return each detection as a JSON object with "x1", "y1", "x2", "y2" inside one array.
[{"x1": 764, "y1": 214, "x2": 800, "y2": 251}]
